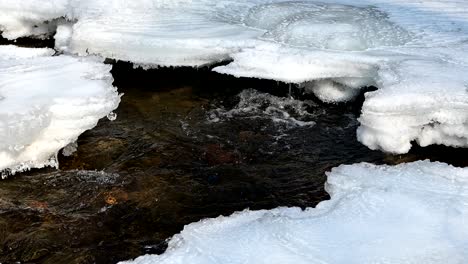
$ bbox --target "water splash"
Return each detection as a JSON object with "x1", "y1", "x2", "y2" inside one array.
[{"x1": 208, "y1": 89, "x2": 316, "y2": 130}]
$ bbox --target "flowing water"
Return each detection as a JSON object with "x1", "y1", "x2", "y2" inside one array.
[{"x1": 1, "y1": 59, "x2": 467, "y2": 264}]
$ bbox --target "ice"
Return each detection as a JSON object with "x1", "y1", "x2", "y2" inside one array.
[
  {"x1": 303, "y1": 79, "x2": 361, "y2": 103},
  {"x1": 61, "y1": 141, "x2": 78, "y2": 157},
  {"x1": 54, "y1": 22, "x2": 74, "y2": 53},
  {"x1": 0, "y1": 45, "x2": 120, "y2": 176},
  {"x1": 358, "y1": 58, "x2": 468, "y2": 153},
  {"x1": 215, "y1": 0, "x2": 468, "y2": 153},
  {"x1": 1, "y1": 0, "x2": 467, "y2": 153},
  {"x1": 0, "y1": 0, "x2": 69, "y2": 39},
  {"x1": 243, "y1": 2, "x2": 411, "y2": 50},
  {"x1": 120, "y1": 160, "x2": 468, "y2": 264},
  {"x1": 0, "y1": 45, "x2": 55, "y2": 59},
  {"x1": 68, "y1": 3, "x2": 261, "y2": 67}
]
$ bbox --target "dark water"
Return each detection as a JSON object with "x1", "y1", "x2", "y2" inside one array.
[
  {"x1": 0, "y1": 36, "x2": 55, "y2": 49},
  {"x1": 1, "y1": 60, "x2": 468, "y2": 264}
]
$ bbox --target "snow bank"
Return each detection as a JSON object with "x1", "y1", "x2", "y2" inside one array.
[
  {"x1": 1, "y1": 0, "x2": 468, "y2": 153},
  {"x1": 0, "y1": 45, "x2": 120, "y2": 176},
  {"x1": 121, "y1": 160, "x2": 468, "y2": 264}
]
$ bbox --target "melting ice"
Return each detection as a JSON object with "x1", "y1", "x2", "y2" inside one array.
[
  {"x1": 0, "y1": 45, "x2": 120, "y2": 175},
  {"x1": 121, "y1": 160, "x2": 468, "y2": 264}
]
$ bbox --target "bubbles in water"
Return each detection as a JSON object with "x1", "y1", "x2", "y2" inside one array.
[
  {"x1": 76, "y1": 170, "x2": 120, "y2": 185},
  {"x1": 208, "y1": 89, "x2": 316, "y2": 129},
  {"x1": 107, "y1": 111, "x2": 117, "y2": 121}
]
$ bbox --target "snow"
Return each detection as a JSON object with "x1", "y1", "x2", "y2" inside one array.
[
  {"x1": 1, "y1": 0, "x2": 467, "y2": 153},
  {"x1": 54, "y1": 22, "x2": 74, "y2": 53},
  {"x1": 0, "y1": 45, "x2": 120, "y2": 176},
  {"x1": 70, "y1": 6, "x2": 259, "y2": 67},
  {"x1": 0, "y1": 45, "x2": 55, "y2": 59},
  {"x1": 120, "y1": 160, "x2": 468, "y2": 264},
  {"x1": 0, "y1": 0, "x2": 68, "y2": 39}
]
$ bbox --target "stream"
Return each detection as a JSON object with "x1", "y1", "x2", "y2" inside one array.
[{"x1": 0, "y1": 56, "x2": 467, "y2": 263}]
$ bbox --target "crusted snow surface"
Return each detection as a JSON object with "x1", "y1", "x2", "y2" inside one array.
[
  {"x1": 121, "y1": 160, "x2": 468, "y2": 264},
  {"x1": 1, "y1": 0, "x2": 467, "y2": 153},
  {"x1": 0, "y1": 45, "x2": 120, "y2": 176}
]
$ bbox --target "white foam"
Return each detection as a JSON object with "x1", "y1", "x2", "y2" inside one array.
[
  {"x1": 0, "y1": 45, "x2": 120, "y2": 176},
  {"x1": 120, "y1": 160, "x2": 468, "y2": 264},
  {"x1": 208, "y1": 89, "x2": 316, "y2": 129}
]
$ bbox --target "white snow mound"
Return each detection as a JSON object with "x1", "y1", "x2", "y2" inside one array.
[
  {"x1": 120, "y1": 160, "x2": 468, "y2": 264},
  {"x1": 0, "y1": 45, "x2": 120, "y2": 176}
]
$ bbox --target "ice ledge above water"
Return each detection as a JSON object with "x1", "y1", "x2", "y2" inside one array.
[
  {"x1": 1, "y1": 0, "x2": 468, "y2": 154},
  {"x1": 0, "y1": 45, "x2": 120, "y2": 176},
  {"x1": 120, "y1": 160, "x2": 468, "y2": 264}
]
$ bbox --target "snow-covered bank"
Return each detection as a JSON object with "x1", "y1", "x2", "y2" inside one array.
[
  {"x1": 1, "y1": 0, "x2": 467, "y2": 154},
  {"x1": 121, "y1": 160, "x2": 468, "y2": 264},
  {"x1": 0, "y1": 45, "x2": 120, "y2": 176}
]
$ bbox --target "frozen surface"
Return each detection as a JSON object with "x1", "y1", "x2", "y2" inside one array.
[
  {"x1": 0, "y1": 0, "x2": 68, "y2": 39},
  {"x1": 121, "y1": 160, "x2": 468, "y2": 264},
  {"x1": 1, "y1": 0, "x2": 468, "y2": 153},
  {"x1": 0, "y1": 45, "x2": 120, "y2": 176}
]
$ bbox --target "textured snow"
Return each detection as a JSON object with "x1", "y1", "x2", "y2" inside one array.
[
  {"x1": 1, "y1": 0, "x2": 467, "y2": 153},
  {"x1": 121, "y1": 160, "x2": 468, "y2": 264},
  {"x1": 0, "y1": 45, "x2": 120, "y2": 176}
]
